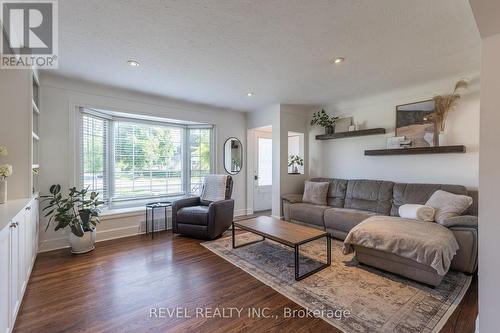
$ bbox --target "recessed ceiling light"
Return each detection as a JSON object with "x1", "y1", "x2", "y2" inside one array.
[
  {"x1": 127, "y1": 59, "x2": 140, "y2": 67},
  {"x1": 333, "y1": 57, "x2": 345, "y2": 64},
  {"x1": 247, "y1": 92, "x2": 254, "y2": 97}
]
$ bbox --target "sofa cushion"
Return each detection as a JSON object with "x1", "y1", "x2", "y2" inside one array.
[
  {"x1": 324, "y1": 208, "x2": 379, "y2": 233},
  {"x1": 344, "y1": 180, "x2": 394, "y2": 214},
  {"x1": 177, "y1": 206, "x2": 209, "y2": 226},
  {"x1": 310, "y1": 177, "x2": 348, "y2": 207},
  {"x1": 425, "y1": 190, "x2": 473, "y2": 224},
  {"x1": 302, "y1": 181, "x2": 329, "y2": 205},
  {"x1": 343, "y1": 216, "x2": 459, "y2": 276},
  {"x1": 289, "y1": 203, "x2": 328, "y2": 227},
  {"x1": 391, "y1": 183, "x2": 468, "y2": 216}
]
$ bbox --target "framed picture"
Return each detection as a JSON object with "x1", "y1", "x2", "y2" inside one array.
[{"x1": 396, "y1": 100, "x2": 435, "y2": 147}]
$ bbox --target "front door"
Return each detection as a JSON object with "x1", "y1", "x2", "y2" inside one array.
[{"x1": 253, "y1": 131, "x2": 272, "y2": 212}]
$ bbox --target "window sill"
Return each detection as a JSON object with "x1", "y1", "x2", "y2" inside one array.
[{"x1": 101, "y1": 206, "x2": 170, "y2": 220}]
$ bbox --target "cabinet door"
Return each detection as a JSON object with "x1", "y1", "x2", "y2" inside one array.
[
  {"x1": 0, "y1": 225, "x2": 12, "y2": 333},
  {"x1": 23, "y1": 206, "x2": 32, "y2": 281},
  {"x1": 17, "y1": 211, "x2": 27, "y2": 292},
  {"x1": 9, "y1": 213, "x2": 20, "y2": 325},
  {"x1": 31, "y1": 197, "x2": 39, "y2": 261}
]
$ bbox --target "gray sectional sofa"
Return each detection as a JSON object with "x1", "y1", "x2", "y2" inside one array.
[{"x1": 282, "y1": 178, "x2": 478, "y2": 285}]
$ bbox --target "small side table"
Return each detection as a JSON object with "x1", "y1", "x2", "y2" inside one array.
[{"x1": 145, "y1": 201, "x2": 171, "y2": 239}]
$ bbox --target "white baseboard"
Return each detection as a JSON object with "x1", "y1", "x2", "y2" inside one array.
[
  {"x1": 38, "y1": 237, "x2": 69, "y2": 252},
  {"x1": 234, "y1": 208, "x2": 253, "y2": 217},
  {"x1": 38, "y1": 224, "x2": 171, "y2": 253},
  {"x1": 39, "y1": 207, "x2": 252, "y2": 253}
]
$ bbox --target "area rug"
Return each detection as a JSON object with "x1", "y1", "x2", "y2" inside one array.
[{"x1": 202, "y1": 233, "x2": 472, "y2": 333}]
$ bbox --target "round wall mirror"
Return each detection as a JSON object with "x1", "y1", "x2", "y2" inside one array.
[{"x1": 224, "y1": 137, "x2": 243, "y2": 175}]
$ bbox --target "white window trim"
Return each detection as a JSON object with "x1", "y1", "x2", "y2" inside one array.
[{"x1": 70, "y1": 103, "x2": 215, "y2": 209}]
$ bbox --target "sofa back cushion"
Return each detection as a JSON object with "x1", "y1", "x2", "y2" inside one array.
[
  {"x1": 344, "y1": 180, "x2": 394, "y2": 214},
  {"x1": 310, "y1": 177, "x2": 348, "y2": 207},
  {"x1": 391, "y1": 183, "x2": 468, "y2": 216}
]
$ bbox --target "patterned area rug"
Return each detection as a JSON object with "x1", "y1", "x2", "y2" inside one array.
[{"x1": 202, "y1": 233, "x2": 471, "y2": 333}]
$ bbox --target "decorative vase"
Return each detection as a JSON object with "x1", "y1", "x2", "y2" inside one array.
[
  {"x1": 0, "y1": 180, "x2": 6, "y2": 204},
  {"x1": 293, "y1": 165, "x2": 299, "y2": 174},
  {"x1": 438, "y1": 132, "x2": 447, "y2": 146},
  {"x1": 69, "y1": 229, "x2": 96, "y2": 254},
  {"x1": 325, "y1": 125, "x2": 334, "y2": 135}
]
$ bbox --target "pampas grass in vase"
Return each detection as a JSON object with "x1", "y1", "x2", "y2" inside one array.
[{"x1": 432, "y1": 79, "x2": 468, "y2": 145}]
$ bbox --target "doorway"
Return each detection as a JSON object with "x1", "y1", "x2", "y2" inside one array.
[{"x1": 252, "y1": 127, "x2": 272, "y2": 212}]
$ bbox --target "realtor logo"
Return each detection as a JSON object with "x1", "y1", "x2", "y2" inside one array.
[{"x1": 1, "y1": 0, "x2": 58, "y2": 68}]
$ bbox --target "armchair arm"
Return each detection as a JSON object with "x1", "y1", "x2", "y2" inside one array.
[
  {"x1": 171, "y1": 197, "x2": 201, "y2": 233},
  {"x1": 281, "y1": 193, "x2": 303, "y2": 204},
  {"x1": 442, "y1": 215, "x2": 478, "y2": 228},
  {"x1": 208, "y1": 199, "x2": 235, "y2": 239}
]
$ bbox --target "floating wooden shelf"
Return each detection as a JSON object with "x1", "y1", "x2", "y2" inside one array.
[
  {"x1": 316, "y1": 128, "x2": 386, "y2": 140},
  {"x1": 364, "y1": 145, "x2": 466, "y2": 156}
]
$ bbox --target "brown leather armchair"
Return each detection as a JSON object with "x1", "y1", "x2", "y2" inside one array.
[{"x1": 172, "y1": 176, "x2": 234, "y2": 240}]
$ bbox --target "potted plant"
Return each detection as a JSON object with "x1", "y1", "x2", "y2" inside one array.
[
  {"x1": 0, "y1": 145, "x2": 13, "y2": 204},
  {"x1": 288, "y1": 155, "x2": 304, "y2": 174},
  {"x1": 232, "y1": 158, "x2": 241, "y2": 172},
  {"x1": 310, "y1": 109, "x2": 339, "y2": 134},
  {"x1": 42, "y1": 185, "x2": 103, "y2": 254}
]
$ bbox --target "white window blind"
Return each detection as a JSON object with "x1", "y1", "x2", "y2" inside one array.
[
  {"x1": 79, "y1": 108, "x2": 214, "y2": 208},
  {"x1": 81, "y1": 112, "x2": 109, "y2": 201},
  {"x1": 189, "y1": 128, "x2": 212, "y2": 194},
  {"x1": 113, "y1": 120, "x2": 184, "y2": 200}
]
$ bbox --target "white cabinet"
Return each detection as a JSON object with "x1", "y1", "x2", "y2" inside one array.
[
  {"x1": 9, "y1": 212, "x2": 21, "y2": 327},
  {"x1": 0, "y1": 225, "x2": 11, "y2": 333},
  {"x1": 0, "y1": 195, "x2": 39, "y2": 333}
]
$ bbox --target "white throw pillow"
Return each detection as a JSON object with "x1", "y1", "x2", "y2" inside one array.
[
  {"x1": 425, "y1": 190, "x2": 473, "y2": 224},
  {"x1": 399, "y1": 204, "x2": 435, "y2": 222}
]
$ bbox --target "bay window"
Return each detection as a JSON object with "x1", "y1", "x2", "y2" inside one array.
[{"x1": 80, "y1": 108, "x2": 214, "y2": 208}]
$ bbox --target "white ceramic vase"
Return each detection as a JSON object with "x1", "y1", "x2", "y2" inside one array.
[
  {"x1": 438, "y1": 132, "x2": 448, "y2": 146},
  {"x1": 0, "y1": 180, "x2": 6, "y2": 204},
  {"x1": 69, "y1": 229, "x2": 96, "y2": 254}
]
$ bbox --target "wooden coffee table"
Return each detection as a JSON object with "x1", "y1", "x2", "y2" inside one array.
[{"x1": 232, "y1": 216, "x2": 331, "y2": 281}]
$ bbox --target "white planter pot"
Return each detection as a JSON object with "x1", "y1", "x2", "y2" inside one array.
[
  {"x1": 69, "y1": 229, "x2": 96, "y2": 254},
  {"x1": 0, "y1": 180, "x2": 6, "y2": 204}
]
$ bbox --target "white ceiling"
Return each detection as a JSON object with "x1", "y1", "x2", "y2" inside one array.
[
  {"x1": 470, "y1": 0, "x2": 500, "y2": 38},
  {"x1": 49, "y1": 0, "x2": 481, "y2": 111}
]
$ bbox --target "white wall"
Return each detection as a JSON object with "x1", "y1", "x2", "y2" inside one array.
[
  {"x1": 309, "y1": 74, "x2": 480, "y2": 189},
  {"x1": 279, "y1": 105, "x2": 314, "y2": 198},
  {"x1": 38, "y1": 73, "x2": 247, "y2": 251},
  {"x1": 246, "y1": 105, "x2": 281, "y2": 216},
  {"x1": 478, "y1": 33, "x2": 500, "y2": 333},
  {"x1": 0, "y1": 69, "x2": 32, "y2": 199},
  {"x1": 246, "y1": 104, "x2": 316, "y2": 216}
]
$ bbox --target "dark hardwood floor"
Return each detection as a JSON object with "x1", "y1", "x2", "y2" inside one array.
[{"x1": 14, "y1": 229, "x2": 477, "y2": 333}]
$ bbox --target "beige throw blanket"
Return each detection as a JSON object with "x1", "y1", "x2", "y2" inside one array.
[
  {"x1": 200, "y1": 175, "x2": 227, "y2": 202},
  {"x1": 343, "y1": 216, "x2": 459, "y2": 276}
]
